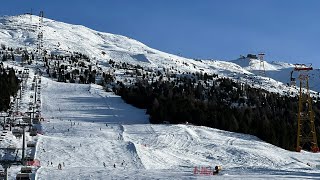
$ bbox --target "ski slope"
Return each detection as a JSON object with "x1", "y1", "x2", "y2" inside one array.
[
  {"x1": 0, "y1": 14, "x2": 320, "y2": 179},
  {"x1": 30, "y1": 75, "x2": 320, "y2": 179}
]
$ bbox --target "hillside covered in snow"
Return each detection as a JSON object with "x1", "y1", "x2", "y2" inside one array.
[
  {"x1": 0, "y1": 14, "x2": 320, "y2": 95},
  {"x1": 0, "y1": 58, "x2": 319, "y2": 179},
  {"x1": 1, "y1": 14, "x2": 320, "y2": 179}
]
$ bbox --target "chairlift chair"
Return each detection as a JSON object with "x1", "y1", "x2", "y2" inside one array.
[
  {"x1": 15, "y1": 173, "x2": 31, "y2": 180},
  {"x1": 12, "y1": 128, "x2": 23, "y2": 137},
  {"x1": 26, "y1": 141, "x2": 36, "y2": 148},
  {"x1": 29, "y1": 129, "x2": 37, "y2": 136}
]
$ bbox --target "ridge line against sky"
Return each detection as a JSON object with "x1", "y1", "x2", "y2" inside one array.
[{"x1": 1, "y1": 0, "x2": 320, "y2": 68}]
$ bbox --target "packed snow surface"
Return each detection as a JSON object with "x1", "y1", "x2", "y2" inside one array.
[
  {"x1": 30, "y1": 75, "x2": 320, "y2": 179},
  {"x1": 0, "y1": 15, "x2": 320, "y2": 179}
]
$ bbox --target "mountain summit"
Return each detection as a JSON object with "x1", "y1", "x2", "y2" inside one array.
[{"x1": 1, "y1": 14, "x2": 319, "y2": 94}]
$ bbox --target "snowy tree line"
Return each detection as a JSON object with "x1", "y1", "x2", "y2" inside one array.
[
  {"x1": 116, "y1": 75, "x2": 320, "y2": 151},
  {"x1": 1, "y1": 43, "x2": 319, "y2": 151}
]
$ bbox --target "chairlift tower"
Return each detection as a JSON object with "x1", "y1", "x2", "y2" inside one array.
[
  {"x1": 258, "y1": 53, "x2": 266, "y2": 76},
  {"x1": 36, "y1": 11, "x2": 44, "y2": 63},
  {"x1": 294, "y1": 64, "x2": 319, "y2": 152}
]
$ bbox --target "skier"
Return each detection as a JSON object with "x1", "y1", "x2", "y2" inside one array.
[
  {"x1": 103, "y1": 162, "x2": 106, "y2": 167},
  {"x1": 113, "y1": 164, "x2": 116, "y2": 168}
]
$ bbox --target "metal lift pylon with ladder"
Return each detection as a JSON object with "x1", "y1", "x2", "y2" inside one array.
[{"x1": 293, "y1": 64, "x2": 319, "y2": 152}]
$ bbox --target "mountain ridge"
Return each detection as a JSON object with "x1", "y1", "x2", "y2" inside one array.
[{"x1": 1, "y1": 14, "x2": 320, "y2": 94}]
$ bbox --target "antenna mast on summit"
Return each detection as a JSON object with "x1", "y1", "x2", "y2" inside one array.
[{"x1": 258, "y1": 53, "x2": 266, "y2": 76}]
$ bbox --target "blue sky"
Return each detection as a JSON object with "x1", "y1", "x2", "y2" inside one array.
[{"x1": 1, "y1": 0, "x2": 320, "y2": 68}]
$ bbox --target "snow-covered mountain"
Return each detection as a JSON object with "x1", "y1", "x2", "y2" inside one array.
[
  {"x1": 1, "y1": 61, "x2": 318, "y2": 179},
  {"x1": 1, "y1": 14, "x2": 320, "y2": 96},
  {"x1": 2, "y1": 14, "x2": 320, "y2": 179}
]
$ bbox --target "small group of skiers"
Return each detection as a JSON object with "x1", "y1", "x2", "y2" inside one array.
[
  {"x1": 47, "y1": 161, "x2": 65, "y2": 170},
  {"x1": 104, "y1": 160, "x2": 126, "y2": 168},
  {"x1": 117, "y1": 135, "x2": 123, "y2": 140}
]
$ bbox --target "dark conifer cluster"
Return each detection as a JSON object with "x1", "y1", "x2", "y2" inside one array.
[
  {"x1": 116, "y1": 75, "x2": 320, "y2": 151},
  {"x1": 1, "y1": 43, "x2": 319, "y2": 151},
  {"x1": 0, "y1": 62, "x2": 20, "y2": 111}
]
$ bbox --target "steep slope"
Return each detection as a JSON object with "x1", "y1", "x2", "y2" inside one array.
[{"x1": 0, "y1": 14, "x2": 318, "y2": 96}]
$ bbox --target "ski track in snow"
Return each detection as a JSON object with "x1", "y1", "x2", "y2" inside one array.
[
  {"x1": 0, "y1": 14, "x2": 320, "y2": 179},
  {"x1": 3, "y1": 68, "x2": 319, "y2": 179},
  {"x1": 1, "y1": 60, "x2": 320, "y2": 180}
]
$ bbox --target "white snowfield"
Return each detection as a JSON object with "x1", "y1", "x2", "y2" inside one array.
[
  {"x1": 30, "y1": 75, "x2": 320, "y2": 179},
  {"x1": 1, "y1": 15, "x2": 320, "y2": 95},
  {"x1": 0, "y1": 15, "x2": 320, "y2": 179}
]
